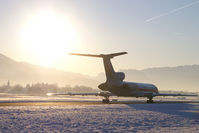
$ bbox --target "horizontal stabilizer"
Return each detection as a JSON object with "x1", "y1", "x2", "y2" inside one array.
[
  {"x1": 70, "y1": 52, "x2": 127, "y2": 58},
  {"x1": 70, "y1": 53, "x2": 102, "y2": 58}
]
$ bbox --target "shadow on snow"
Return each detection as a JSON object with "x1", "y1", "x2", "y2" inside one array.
[{"x1": 127, "y1": 103, "x2": 199, "y2": 120}]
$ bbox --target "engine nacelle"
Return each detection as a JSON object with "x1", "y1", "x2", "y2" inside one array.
[{"x1": 114, "y1": 72, "x2": 125, "y2": 81}]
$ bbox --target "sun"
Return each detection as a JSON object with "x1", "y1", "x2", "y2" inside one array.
[{"x1": 21, "y1": 10, "x2": 77, "y2": 67}]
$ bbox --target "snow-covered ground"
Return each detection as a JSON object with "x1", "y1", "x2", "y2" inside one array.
[{"x1": 0, "y1": 102, "x2": 199, "y2": 132}]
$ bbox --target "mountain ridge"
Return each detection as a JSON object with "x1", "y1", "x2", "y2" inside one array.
[
  {"x1": 0, "y1": 53, "x2": 199, "y2": 91},
  {"x1": 96, "y1": 64, "x2": 199, "y2": 92},
  {"x1": 0, "y1": 53, "x2": 99, "y2": 88}
]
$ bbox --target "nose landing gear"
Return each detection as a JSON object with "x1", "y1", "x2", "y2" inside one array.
[{"x1": 147, "y1": 97, "x2": 154, "y2": 103}]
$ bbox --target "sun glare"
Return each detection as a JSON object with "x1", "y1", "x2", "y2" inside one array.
[{"x1": 21, "y1": 10, "x2": 77, "y2": 67}]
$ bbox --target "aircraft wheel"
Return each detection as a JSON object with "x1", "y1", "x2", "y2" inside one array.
[
  {"x1": 147, "y1": 99, "x2": 154, "y2": 103},
  {"x1": 102, "y1": 99, "x2": 110, "y2": 104}
]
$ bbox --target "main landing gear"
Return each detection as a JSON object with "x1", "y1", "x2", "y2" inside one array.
[
  {"x1": 147, "y1": 97, "x2": 154, "y2": 103},
  {"x1": 102, "y1": 96, "x2": 110, "y2": 103}
]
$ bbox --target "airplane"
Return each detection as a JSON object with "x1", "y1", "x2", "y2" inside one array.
[{"x1": 47, "y1": 52, "x2": 198, "y2": 103}]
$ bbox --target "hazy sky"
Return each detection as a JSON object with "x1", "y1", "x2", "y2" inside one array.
[{"x1": 0, "y1": 0, "x2": 199, "y2": 76}]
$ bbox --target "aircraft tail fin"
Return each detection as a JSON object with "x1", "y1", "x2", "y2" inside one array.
[{"x1": 70, "y1": 52, "x2": 127, "y2": 81}]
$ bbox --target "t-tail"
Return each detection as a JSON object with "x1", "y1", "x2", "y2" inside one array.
[{"x1": 70, "y1": 52, "x2": 127, "y2": 82}]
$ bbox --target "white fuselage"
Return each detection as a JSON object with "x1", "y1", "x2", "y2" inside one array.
[{"x1": 98, "y1": 81, "x2": 159, "y2": 97}]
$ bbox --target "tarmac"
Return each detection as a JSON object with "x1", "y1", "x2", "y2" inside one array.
[{"x1": 0, "y1": 100, "x2": 199, "y2": 106}]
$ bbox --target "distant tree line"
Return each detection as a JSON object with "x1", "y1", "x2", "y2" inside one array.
[{"x1": 0, "y1": 82, "x2": 98, "y2": 96}]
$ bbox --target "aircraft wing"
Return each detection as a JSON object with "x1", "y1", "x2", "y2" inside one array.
[
  {"x1": 47, "y1": 92, "x2": 115, "y2": 97},
  {"x1": 47, "y1": 93, "x2": 99, "y2": 96},
  {"x1": 153, "y1": 93, "x2": 198, "y2": 97}
]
